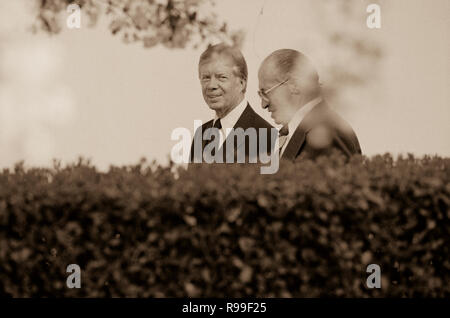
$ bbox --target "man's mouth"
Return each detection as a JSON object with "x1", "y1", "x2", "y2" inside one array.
[{"x1": 208, "y1": 95, "x2": 222, "y2": 100}]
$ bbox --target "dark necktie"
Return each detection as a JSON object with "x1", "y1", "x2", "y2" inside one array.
[
  {"x1": 208, "y1": 119, "x2": 222, "y2": 156},
  {"x1": 213, "y1": 118, "x2": 222, "y2": 130},
  {"x1": 278, "y1": 125, "x2": 289, "y2": 155}
]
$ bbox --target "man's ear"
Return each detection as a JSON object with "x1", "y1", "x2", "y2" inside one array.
[
  {"x1": 240, "y1": 78, "x2": 247, "y2": 92},
  {"x1": 287, "y1": 79, "x2": 301, "y2": 95}
]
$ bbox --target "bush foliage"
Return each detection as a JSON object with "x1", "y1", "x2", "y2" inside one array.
[{"x1": 0, "y1": 154, "x2": 449, "y2": 297}]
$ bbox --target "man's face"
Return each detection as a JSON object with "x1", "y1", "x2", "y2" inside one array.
[
  {"x1": 258, "y1": 62, "x2": 295, "y2": 126},
  {"x1": 199, "y1": 55, "x2": 245, "y2": 116}
]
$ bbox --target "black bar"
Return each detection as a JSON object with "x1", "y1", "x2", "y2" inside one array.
[{"x1": 1, "y1": 298, "x2": 446, "y2": 316}]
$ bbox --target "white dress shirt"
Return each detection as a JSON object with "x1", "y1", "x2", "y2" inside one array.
[
  {"x1": 213, "y1": 98, "x2": 248, "y2": 146},
  {"x1": 280, "y1": 97, "x2": 322, "y2": 156}
]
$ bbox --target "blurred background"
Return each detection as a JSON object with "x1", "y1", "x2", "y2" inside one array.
[{"x1": 0, "y1": 0, "x2": 448, "y2": 170}]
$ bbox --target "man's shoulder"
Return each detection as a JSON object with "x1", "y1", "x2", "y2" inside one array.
[
  {"x1": 306, "y1": 102, "x2": 355, "y2": 135},
  {"x1": 252, "y1": 111, "x2": 274, "y2": 130},
  {"x1": 193, "y1": 119, "x2": 214, "y2": 134},
  {"x1": 303, "y1": 101, "x2": 361, "y2": 153},
  {"x1": 238, "y1": 104, "x2": 274, "y2": 130}
]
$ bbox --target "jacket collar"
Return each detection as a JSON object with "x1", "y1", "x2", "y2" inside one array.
[
  {"x1": 281, "y1": 99, "x2": 327, "y2": 161},
  {"x1": 222, "y1": 103, "x2": 257, "y2": 162}
]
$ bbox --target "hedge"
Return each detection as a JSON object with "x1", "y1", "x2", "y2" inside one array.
[{"x1": 0, "y1": 154, "x2": 449, "y2": 297}]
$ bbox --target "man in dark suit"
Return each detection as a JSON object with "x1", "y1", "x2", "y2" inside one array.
[
  {"x1": 190, "y1": 43, "x2": 274, "y2": 164},
  {"x1": 257, "y1": 49, "x2": 361, "y2": 162}
]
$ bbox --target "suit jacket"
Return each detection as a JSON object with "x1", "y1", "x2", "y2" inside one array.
[
  {"x1": 190, "y1": 103, "x2": 274, "y2": 164},
  {"x1": 281, "y1": 100, "x2": 361, "y2": 162}
]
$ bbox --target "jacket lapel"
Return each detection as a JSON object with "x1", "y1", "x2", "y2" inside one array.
[
  {"x1": 202, "y1": 120, "x2": 214, "y2": 150},
  {"x1": 223, "y1": 103, "x2": 254, "y2": 162},
  {"x1": 281, "y1": 125, "x2": 306, "y2": 160},
  {"x1": 281, "y1": 100, "x2": 327, "y2": 161}
]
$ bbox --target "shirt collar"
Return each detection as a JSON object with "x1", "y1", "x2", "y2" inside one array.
[
  {"x1": 286, "y1": 96, "x2": 322, "y2": 139},
  {"x1": 214, "y1": 98, "x2": 248, "y2": 129}
]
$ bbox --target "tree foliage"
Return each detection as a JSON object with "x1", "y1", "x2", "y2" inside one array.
[
  {"x1": 306, "y1": 0, "x2": 384, "y2": 107},
  {"x1": 33, "y1": 0, "x2": 244, "y2": 49}
]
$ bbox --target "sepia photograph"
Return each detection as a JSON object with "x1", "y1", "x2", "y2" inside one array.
[{"x1": 0, "y1": 0, "x2": 448, "y2": 308}]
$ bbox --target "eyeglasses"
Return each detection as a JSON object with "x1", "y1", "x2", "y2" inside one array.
[{"x1": 258, "y1": 78, "x2": 289, "y2": 101}]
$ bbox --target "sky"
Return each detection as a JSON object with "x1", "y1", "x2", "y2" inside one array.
[{"x1": 0, "y1": 0, "x2": 449, "y2": 170}]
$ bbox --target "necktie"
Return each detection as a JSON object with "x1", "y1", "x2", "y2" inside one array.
[
  {"x1": 213, "y1": 118, "x2": 222, "y2": 130},
  {"x1": 209, "y1": 119, "x2": 222, "y2": 156},
  {"x1": 278, "y1": 125, "x2": 289, "y2": 155}
]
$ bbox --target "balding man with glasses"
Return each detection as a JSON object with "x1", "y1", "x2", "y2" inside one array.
[{"x1": 258, "y1": 49, "x2": 362, "y2": 161}]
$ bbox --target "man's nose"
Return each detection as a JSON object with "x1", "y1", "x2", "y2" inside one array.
[
  {"x1": 261, "y1": 98, "x2": 269, "y2": 109},
  {"x1": 206, "y1": 77, "x2": 219, "y2": 90}
]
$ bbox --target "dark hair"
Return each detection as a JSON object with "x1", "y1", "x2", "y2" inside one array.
[{"x1": 199, "y1": 43, "x2": 248, "y2": 93}]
